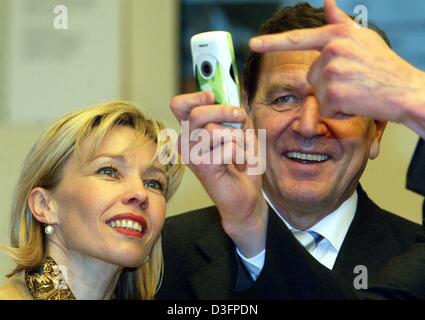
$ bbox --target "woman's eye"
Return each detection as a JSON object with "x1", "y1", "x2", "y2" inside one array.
[
  {"x1": 96, "y1": 166, "x2": 118, "y2": 178},
  {"x1": 144, "y1": 179, "x2": 164, "y2": 192}
]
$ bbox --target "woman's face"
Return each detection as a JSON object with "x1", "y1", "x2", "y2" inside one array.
[{"x1": 46, "y1": 126, "x2": 167, "y2": 267}]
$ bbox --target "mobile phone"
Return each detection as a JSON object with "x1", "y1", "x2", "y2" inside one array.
[{"x1": 190, "y1": 31, "x2": 241, "y2": 128}]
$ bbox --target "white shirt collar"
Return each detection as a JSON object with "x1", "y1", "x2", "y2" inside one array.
[{"x1": 262, "y1": 189, "x2": 357, "y2": 252}]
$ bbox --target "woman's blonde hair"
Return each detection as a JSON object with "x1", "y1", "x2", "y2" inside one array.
[{"x1": 0, "y1": 101, "x2": 184, "y2": 300}]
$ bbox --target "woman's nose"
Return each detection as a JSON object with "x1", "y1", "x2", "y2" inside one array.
[{"x1": 122, "y1": 180, "x2": 149, "y2": 210}]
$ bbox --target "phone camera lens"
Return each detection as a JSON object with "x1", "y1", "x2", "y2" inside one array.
[{"x1": 201, "y1": 61, "x2": 213, "y2": 77}]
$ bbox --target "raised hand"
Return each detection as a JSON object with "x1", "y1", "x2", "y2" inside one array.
[
  {"x1": 249, "y1": 0, "x2": 425, "y2": 138},
  {"x1": 169, "y1": 92, "x2": 268, "y2": 257}
]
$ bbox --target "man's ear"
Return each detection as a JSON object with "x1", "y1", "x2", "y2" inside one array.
[
  {"x1": 27, "y1": 187, "x2": 59, "y2": 225},
  {"x1": 369, "y1": 120, "x2": 387, "y2": 160}
]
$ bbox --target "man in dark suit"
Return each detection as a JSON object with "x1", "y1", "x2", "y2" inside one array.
[
  {"x1": 158, "y1": 188, "x2": 420, "y2": 299},
  {"x1": 157, "y1": 1, "x2": 423, "y2": 299}
]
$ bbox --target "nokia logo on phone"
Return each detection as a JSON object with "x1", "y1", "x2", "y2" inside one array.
[{"x1": 199, "y1": 44, "x2": 209, "y2": 47}]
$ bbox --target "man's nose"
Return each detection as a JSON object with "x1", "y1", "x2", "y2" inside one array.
[
  {"x1": 291, "y1": 96, "x2": 327, "y2": 138},
  {"x1": 122, "y1": 179, "x2": 149, "y2": 210}
]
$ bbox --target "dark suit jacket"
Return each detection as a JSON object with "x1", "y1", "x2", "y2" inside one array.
[
  {"x1": 157, "y1": 186, "x2": 422, "y2": 299},
  {"x1": 407, "y1": 138, "x2": 425, "y2": 221},
  {"x1": 407, "y1": 139, "x2": 425, "y2": 197},
  {"x1": 332, "y1": 187, "x2": 421, "y2": 284},
  {"x1": 362, "y1": 232, "x2": 425, "y2": 299}
]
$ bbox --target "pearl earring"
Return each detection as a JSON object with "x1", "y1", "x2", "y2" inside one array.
[{"x1": 44, "y1": 225, "x2": 54, "y2": 235}]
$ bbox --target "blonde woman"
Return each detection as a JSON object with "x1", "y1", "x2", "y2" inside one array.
[{"x1": 0, "y1": 101, "x2": 184, "y2": 300}]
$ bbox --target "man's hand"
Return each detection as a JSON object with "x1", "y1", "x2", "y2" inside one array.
[
  {"x1": 170, "y1": 92, "x2": 268, "y2": 257},
  {"x1": 249, "y1": 0, "x2": 425, "y2": 138}
]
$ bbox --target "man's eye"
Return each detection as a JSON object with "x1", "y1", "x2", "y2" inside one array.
[
  {"x1": 273, "y1": 95, "x2": 303, "y2": 105},
  {"x1": 333, "y1": 112, "x2": 353, "y2": 120},
  {"x1": 268, "y1": 95, "x2": 303, "y2": 112},
  {"x1": 97, "y1": 166, "x2": 118, "y2": 178},
  {"x1": 144, "y1": 179, "x2": 164, "y2": 192}
]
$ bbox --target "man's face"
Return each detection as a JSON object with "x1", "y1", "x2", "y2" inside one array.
[{"x1": 249, "y1": 51, "x2": 386, "y2": 215}]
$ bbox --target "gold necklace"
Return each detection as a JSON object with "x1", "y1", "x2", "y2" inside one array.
[{"x1": 25, "y1": 256, "x2": 76, "y2": 300}]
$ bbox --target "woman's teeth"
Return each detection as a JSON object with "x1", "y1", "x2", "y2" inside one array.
[{"x1": 107, "y1": 219, "x2": 144, "y2": 233}]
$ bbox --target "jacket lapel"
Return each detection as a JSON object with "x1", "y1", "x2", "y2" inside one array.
[
  {"x1": 332, "y1": 186, "x2": 391, "y2": 281},
  {"x1": 189, "y1": 221, "x2": 238, "y2": 299}
]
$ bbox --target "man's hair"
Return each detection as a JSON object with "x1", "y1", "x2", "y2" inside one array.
[{"x1": 243, "y1": 3, "x2": 391, "y2": 105}]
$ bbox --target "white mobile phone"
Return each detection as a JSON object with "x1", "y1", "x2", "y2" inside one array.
[{"x1": 190, "y1": 31, "x2": 241, "y2": 128}]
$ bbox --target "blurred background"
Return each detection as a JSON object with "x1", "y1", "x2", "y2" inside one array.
[{"x1": 0, "y1": 0, "x2": 424, "y2": 283}]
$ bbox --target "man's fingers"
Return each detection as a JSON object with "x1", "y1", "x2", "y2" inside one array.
[
  {"x1": 189, "y1": 138, "x2": 245, "y2": 169},
  {"x1": 210, "y1": 140, "x2": 247, "y2": 168},
  {"x1": 188, "y1": 105, "x2": 246, "y2": 132},
  {"x1": 189, "y1": 123, "x2": 251, "y2": 166},
  {"x1": 325, "y1": 0, "x2": 353, "y2": 25},
  {"x1": 170, "y1": 91, "x2": 215, "y2": 121},
  {"x1": 249, "y1": 0, "x2": 356, "y2": 53},
  {"x1": 307, "y1": 54, "x2": 327, "y2": 86},
  {"x1": 249, "y1": 24, "x2": 338, "y2": 52}
]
